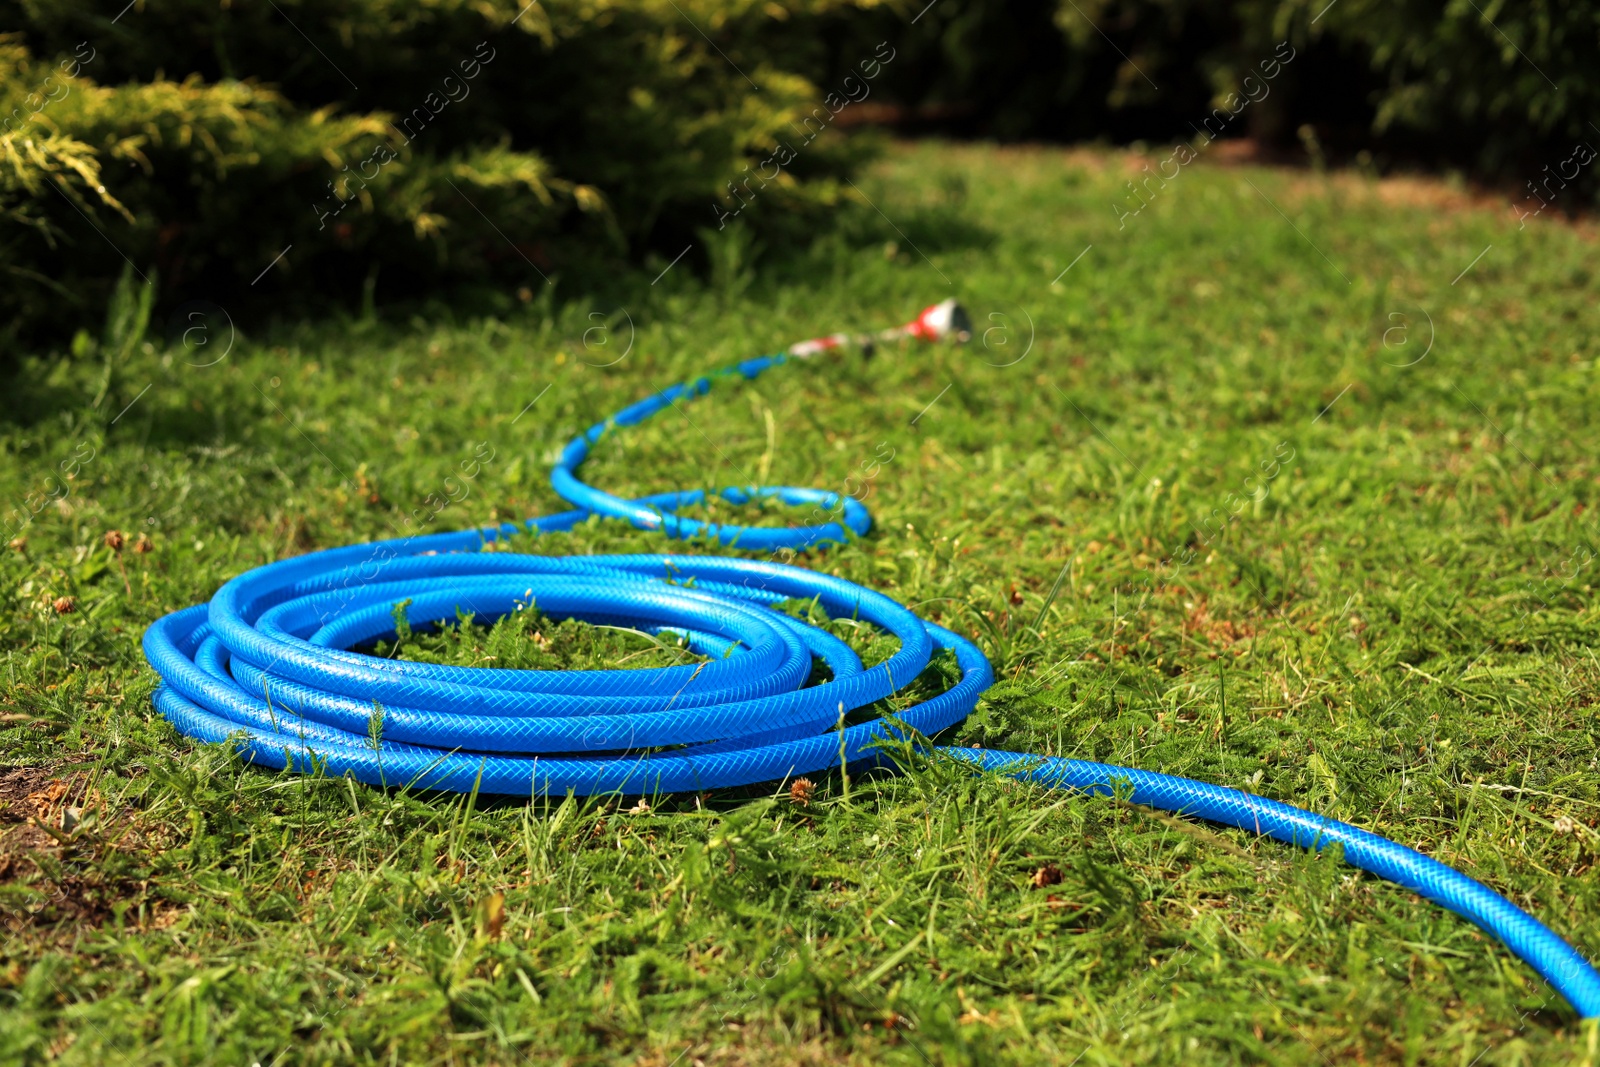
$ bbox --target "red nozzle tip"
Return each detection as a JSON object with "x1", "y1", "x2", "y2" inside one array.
[{"x1": 908, "y1": 299, "x2": 973, "y2": 343}]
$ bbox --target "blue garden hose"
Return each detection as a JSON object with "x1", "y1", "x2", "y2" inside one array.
[{"x1": 143, "y1": 330, "x2": 1600, "y2": 1017}]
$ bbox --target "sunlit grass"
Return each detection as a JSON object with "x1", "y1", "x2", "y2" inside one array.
[{"x1": 2, "y1": 140, "x2": 1599, "y2": 1064}]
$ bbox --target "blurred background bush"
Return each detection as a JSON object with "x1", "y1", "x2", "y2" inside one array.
[{"x1": 1, "y1": 0, "x2": 1594, "y2": 351}]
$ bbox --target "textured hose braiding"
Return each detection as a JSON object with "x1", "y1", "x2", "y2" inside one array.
[{"x1": 142, "y1": 312, "x2": 1600, "y2": 1017}]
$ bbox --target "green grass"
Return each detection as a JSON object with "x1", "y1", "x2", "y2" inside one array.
[{"x1": 4, "y1": 139, "x2": 1600, "y2": 1065}]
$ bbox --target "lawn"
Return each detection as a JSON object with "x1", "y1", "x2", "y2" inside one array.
[{"x1": 3, "y1": 139, "x2": 1600, "y2": 1065}]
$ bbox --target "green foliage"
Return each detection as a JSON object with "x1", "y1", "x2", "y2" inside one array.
[
  {"x1": 1302, "y1": 0, "x2": 1600, "y2": 167},
  {"x1": 0, "y1": 0, "x2": 885, "y2": 345},
  {"x1": 3, "y1": 142, "x2": 1600, "y2": 1062},
  {"x1": 5, "y1": 0, "x2": 1587, "y2": 355},
  {"x1": 91, "y1": 262, "x2": 156, "y2": 413},
  {"x1": 834, "y1": 0, "x2": 1597, "y2": 184}
]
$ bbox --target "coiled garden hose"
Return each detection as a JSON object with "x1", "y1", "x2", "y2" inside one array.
[{"x1": 142, "y1": 301, "x2": 1600, "y2": 1017}]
